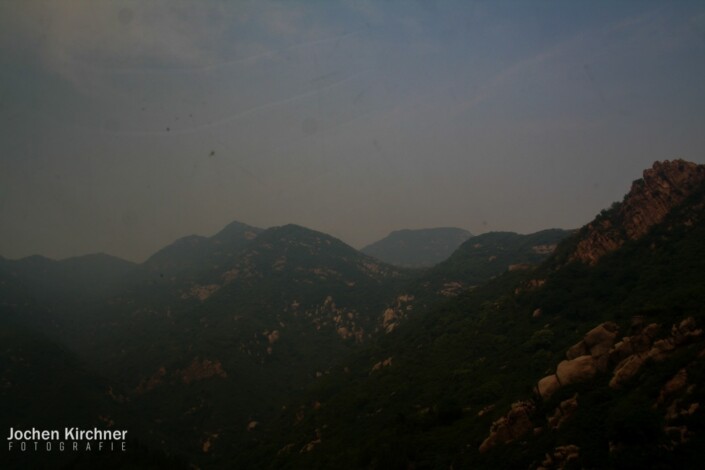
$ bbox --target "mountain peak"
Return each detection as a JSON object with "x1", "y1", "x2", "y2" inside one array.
[
  {"x1": 256, "y1": 224, "x2": 352, "y2": 252},
  {"x1": 570, "y1": 159, "x2": 705, "y2": 265},
  {"x1": 362, "y1": 227, "x2": 472, "y2": 267},
  {"x1": 211, "y1": 220, "x2": 262, "y2": 243}
]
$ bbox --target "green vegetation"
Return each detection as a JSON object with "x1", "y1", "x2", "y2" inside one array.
[
  {"x1": 2, "y1": 178, "x2": 705, "y2": 468},
  {"x1": 238, "y1": 188, "x2": 705, "y2": 469}
]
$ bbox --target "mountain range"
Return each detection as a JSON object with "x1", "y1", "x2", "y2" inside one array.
[{"x1": 2, "y1": 159, "x2": 704, "y2": 469}]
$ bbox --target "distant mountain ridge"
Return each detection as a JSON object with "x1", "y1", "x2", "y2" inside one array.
[
  {"x1": 423, "y1": 228, "x2": 571, "y2": 293},
  {"x1": 144, "y1": 220, "x2": 263, "y2": 275},
  {"x1": 362, "y1": 227, "x2": 472, "y2": 267}
]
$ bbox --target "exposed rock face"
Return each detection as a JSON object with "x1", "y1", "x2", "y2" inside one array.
[
  {"x1": 565, "y1": 321, "x2": 619, "y2": 371},
  {"x1": 479, "y1": 401, "x2": 535, "y2": 453},
  {"x1": 571, "y1": 160, "x2": 705, "y2": 265},
  {"x1": 547, "y1": 394, "x2": 578, "y2": 430},
  {"x1": 532, "y1": 244, "x2": 557, "y2": 255},
  {"x1": 179, "y1": 358, "x2": 227, "y2": 384},
  {"x1": 611, "y1": 317, "x2": 702, "y2": 388},
  {"x1": 657, "y1": 369, "x2": 688, "y2": 406},
  {"x1": 493, "y1": 318, "x2": 702, "y2": 457},
  {"x1": 370, "y1": 357, "x2": 393, "y2": 373},
  {"x1": 182, "y1": 284, "x2": 220, "y2": 301},
  {"x1": 610, "y1": 354, "x2": 647, "y2": 389},
  {"x1": 201, "y1": 433, "x2": 219, "y2": 453},
  {"x1": 135, "y1": 366, "x2": 167, "y2": 394},
  {"x1": 583, "y1": 321, "x2": 619, "y2": 358},
  {"x1": 381, "y1": 294, "x2": 415, "y2": 333},
  {"x1": 538, "y1": 445, "x2": 580, "y2": 470}
]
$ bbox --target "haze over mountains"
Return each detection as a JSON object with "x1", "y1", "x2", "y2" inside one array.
[
  {"x1": 361, "y1": 227, "x2": 472, "y2": 267},
  {"x1": 2, "y1": 160, "x2": 705, "y2": 468}
]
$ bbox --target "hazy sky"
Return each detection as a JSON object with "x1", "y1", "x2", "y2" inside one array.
[{"x1": 2, "y1": 1, "x2": 704, "y2": 262}]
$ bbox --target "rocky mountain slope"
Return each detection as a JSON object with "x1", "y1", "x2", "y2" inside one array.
[
  {"x1": 566, "y1": 159, "x2": 705, "y2": 265},
  {"x1": 375, "y1": 229, "x2": 571, "y2": 334},
  {"x1": 0, "y1": 317, "x2": 186, "y2": 469},
  {"x1": 1, "y1": 223, "x2": 415, "y2": 466},
  {"x1": 243, "y1": 160, "x2": 705, "y2": 469},
  {"x1": 361, "y1": 227, "x2": 472, "y2": 267},
  {"x1": 5, "y1": 160, "x2": 703, "y2": 468}
]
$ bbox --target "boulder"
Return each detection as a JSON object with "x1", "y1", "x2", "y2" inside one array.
[
  {"x1": 479, "y1": 401, "x2": 534, "y2": 453},
  {"x1": 672, "y1": 317, "x2": 702, "y2": 346},
  {"x1": 609, "y1": 353, "x2": 646, "y2": 389},
  {"x1": 556, "y1": 356, "x2": 597, "y2": 386},
  {"x1": 657, "y1": 369, "x2": 688, "y2": 406},
  {"x1": 566, "y1": 341, "x2": 587, "y2": 360},
  {"x1": 537, "y1": 374, "x2": 560, "y2": 400},
  {"x1": 547, "y1": 394, "x2": 578, "y2": 430},
  {"x1": 583, "y1": 322, "x2": 619, "y2": 357},
  {"x1": 539, "y1": 444, "x2": 580, "y2": 470}
]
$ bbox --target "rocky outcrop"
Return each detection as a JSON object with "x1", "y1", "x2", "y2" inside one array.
[
  {"x1": 536, "y1": 318, "x2": 701, "y2": 398},
  {"x1": 570, "y1": 160, "x2": 705, "y2": 265},
  {"x1": 537, "y1": 374, "x2": 560, "y2": 400},
  {"x1": 538, "y1": 445, "x2": 580, "y2": 470},
  {"x1": 547, "y1": 394, "x2": 578, "y2": 430},
  {"x1": 657, "y1": 369, "x2": 688, "y2": 406},
  {"x1": 537, "y1": 322, "x2": 619, "y2": 399},
  {"x1": 135, "y1": 366, "x2": 167, "y2": 394},
  {"x1": 201, "y1": 433, "x2": 219, "y2": 453},
  {"x1": 556, "y1": 355, "x2": 597, "y2": 386},
  {"x1": 182, "y1": 284, "x2": 220, "y2": 301},
  {"x1": 479, "y1": 401, "x2": 535, "y2": 453},
  {"x1": 611, "y1": 317, "x2": 702, "y2": 388},
  {"x1": 381, "y1": 294, "x2": 415, "y2": 333},
  {"x1": 653, "y1": 361, "x2": 702, "y2": 450},
  {"x1": 583, "y1": 321, "x2": 620, "y2": 359},
  {"x1": 370, "y1": 357, "x2": 393, "y2": 373},
  {"x1": 487, "y1": 318, "x2": 702, "y2": 457},
  {"x1": 178, "y1": 358, "x2": 227, "y2": 384}
]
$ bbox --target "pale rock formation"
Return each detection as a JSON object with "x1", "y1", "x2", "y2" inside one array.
[
  {"x1": 556, "y1": 355, "x2": 597, "y2": 386},
  {"x1": 547, "y1": 394, "x2": 578, "y2": 430},
  {"x1": 657, "y1": 369, "x2": 688, "y2": 406},
  {"x1": 538, "y1": 445, "x2": 580, "y2": 470},
  {"x1": 479, "y1": 401, "x2": 535, "y2": 453},
  {"x1": 178, "y1": 358, "x2": 227, "y2": 384},
  {"x1": 537, "y1": 374, "x2": 560, "y2": 400},
  {"x1": 570, "y1": 160, "x2": 705, "y2": 265},
  {"x1": 371, "y1": 357, "x2": 393, "y2": 373}
]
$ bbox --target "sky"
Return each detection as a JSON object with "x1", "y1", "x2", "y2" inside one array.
[{"x1": 1, "y1": 0, "x2": 705, "y2": 262}]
